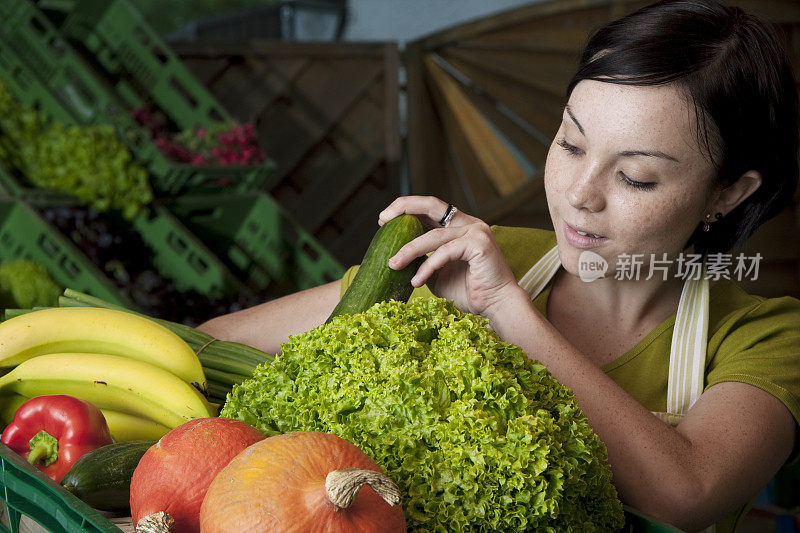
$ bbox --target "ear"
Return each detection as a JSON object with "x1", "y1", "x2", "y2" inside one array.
[{"x1": 710, "y1": 170, "x2": 762, "y2": 216}]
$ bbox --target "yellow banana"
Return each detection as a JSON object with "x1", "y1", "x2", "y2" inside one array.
[
  {"x1": 0, "y1": 393, "x2": 170, "y2": 442},
  {"x1": 100, "y1": 409, "x2": 171, "y2": 442},
  {"x1": 0, "y1": 353, "x2": 218, "y2": 429},
  {"x1": 0, "y1": 307, "x2": 207, "y2": 393}
]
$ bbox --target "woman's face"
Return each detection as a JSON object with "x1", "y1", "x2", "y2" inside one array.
[{"x1": 544, "y1": 80, "x2": 718, "y2": 277}]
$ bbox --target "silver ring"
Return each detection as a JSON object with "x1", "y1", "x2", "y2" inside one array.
[{"x1": 438, "y1": 204, "x2": 458, "y2": 227}]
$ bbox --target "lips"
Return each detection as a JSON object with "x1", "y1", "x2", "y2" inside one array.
[{"x1": 566, "y1": 222, "x2": 604, "y2": 239}]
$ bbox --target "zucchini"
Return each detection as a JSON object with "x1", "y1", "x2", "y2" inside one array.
[
  {"x1": 61, "y1": 440, "x2": 155, "y2": 511},
  {"x1": 328, "y1": 214, "x2": 425, "y2": 321}
]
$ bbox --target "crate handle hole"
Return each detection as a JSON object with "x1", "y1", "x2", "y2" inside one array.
[
  {"x1": 166, "y1": 233, "x2": 188, "y2": 254},
  {"x1": 302, "y1": 242, "x2": 319, "y2": 262},
  {"x1": 170, "y1": 78, "x2": 197, "y2": 109}
]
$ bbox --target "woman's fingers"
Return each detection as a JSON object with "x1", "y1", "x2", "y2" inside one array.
[
  {"x1": 378, "y1": 196, "x2": 468, "y2": 228},
  {"x1": 409, "y1": 240, "x2": 471, "y2": 287},
  {"x1": 387, "y1": 226, "x2": 467, "y2": 270}
]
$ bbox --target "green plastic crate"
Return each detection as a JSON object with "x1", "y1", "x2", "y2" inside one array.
[
  {"x1": 0, "y1": 0, "x2": 126, "y2": 125},
  {"x1": 0, "y1": 444, "x2": 122, "y2": 533},
  {"x1": 154, "y1": 162, "x2": 275, "y2": 196},
  {"x1": 169, "y1": 193, "x2": 345, "y2": 294},
  {"x1": 0, "y1": 165, "x2": 79, "y2": 208},
  {"x1": 0, "y1": 41, "x2": 75, "y2": 124},
  {"x1": 131, "y1": 204, "x2": 246, "y2": 297},
  {"x1": 54, "y1": 0, "x2": 231, "y2": 130},
  {"x1": 0, "y1": 198, "x2": 132, "y2": 308}
]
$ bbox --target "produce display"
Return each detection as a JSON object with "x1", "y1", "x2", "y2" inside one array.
[
  {"x1": 43, "y1": 205, "x2": 261, "y2": 326},
  {"x1": 132, "y1": 105, "x2": 266, "y2": 167},
  {"x1": 0, "y1": 306, "x2": 218, "y2": 432},
  {"x1": 0, "y1": 259, "x2": 62, "y2": 309},
  {"x1": 0, "y1": 393, "x2": 171, "y2": 444},
  {"x1": 327, "y1": 214, "x2": 424, "y2": 321},
  {"x1": 0, "y1": 82, "x2": 152, "y2": 219},
  {"x1": 200, "y1": 431, "x2": 406, "y2": 533},
  {"x1": 222, "y1": 296, "x2": 625, "y2": 531},
  {"x1": 0, "y1": 395, "x2": 113, "y2": 483},
  {"x1": 0, "y1": 306, "x2": 208, "y2": 390},
  {"x1": 61, "y1": 440, "x2": 155, "y2": 511},
  {"x1": 130, "y1": 417, "x2": 265, "y2": 532},
  {"x1": 56, "y1": 288, "x2": 273, "y2": 406}
]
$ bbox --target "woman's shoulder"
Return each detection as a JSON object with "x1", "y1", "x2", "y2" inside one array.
[
  {"x1": 710, "y1": 280, "x2": 800, "y2": 335},
  {"x1": 490, "y1": 225, "x2": 557, "y2": 281}
]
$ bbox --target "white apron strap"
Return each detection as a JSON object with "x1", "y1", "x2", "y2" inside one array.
[
  {"x1": 664, "y1": 263, "x2": 710, "y2": 419},
  {"x1": 519, "y1": 245, "x2": 561, "y2": 297}
]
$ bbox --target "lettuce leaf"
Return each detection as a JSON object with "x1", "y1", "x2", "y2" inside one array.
[{"x1": 222, "y1": 297, "x2": 624, "y2": 531}]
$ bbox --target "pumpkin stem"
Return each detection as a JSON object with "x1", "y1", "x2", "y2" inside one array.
[
  {"x1": 325, "y1": 468, "x2": 402, "y2": 510},
  {"x1": 136, "y1": 511, "x2": 174, "y2": 533}
]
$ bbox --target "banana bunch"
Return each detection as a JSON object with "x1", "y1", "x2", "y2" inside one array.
[{"x1": 0, "y1": 307, "x2": 217, "y2": 441}]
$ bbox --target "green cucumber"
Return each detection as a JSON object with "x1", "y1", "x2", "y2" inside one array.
[
  {"x1": 328, "y1": 214, "x2": 425, "y2": 321},
  {"x1": 61, "y1": 440, "x2": 155, "y2": 511}
]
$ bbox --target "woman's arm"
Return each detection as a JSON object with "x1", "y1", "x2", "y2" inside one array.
[
  {"x1": 196, "y1": 279, "x2": 341, "y2": 354},
  {"x1": 491, "y1": 288, "x2": 796, "y2": 531}
]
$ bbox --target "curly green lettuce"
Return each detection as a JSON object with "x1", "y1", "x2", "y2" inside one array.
[{"x1": 222, "y1": 297, "x2": 624, "y2": 531}]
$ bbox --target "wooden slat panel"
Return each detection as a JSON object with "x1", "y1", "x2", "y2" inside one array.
[
  {"x1": 443, "y1": 55, "x2": 564, "y2": 141},
  {"x1": 458, "y1": 24, "x2": 588, "y2": 55},
  {"x1": 411, "y1": 0, "x2": 648, "y2": 51},
  {"x1": 178, "y1": 57, "x2": 230, "y2": 85},
  {"x1": 260, "y1": 58, "x2": 383, "y2": 185},
  {"x1": 424, "y1": 56, "x2": 527, "y2": 196},
  {"x1": 407, "y1": 42, "x2": 448, "y2": 199},
  {"x1": 442, "y1": 47, "x2": 575, "y2": 100},
  {"x1": 430, "y1": 81, "x2": 500, "y2": 210},
  {"x1": 463, "y1": 87, "x2": 551, "y2": 176}
]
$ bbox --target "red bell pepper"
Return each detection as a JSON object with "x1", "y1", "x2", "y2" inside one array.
[{"x1": 1, "y1": 395, "x2": 113, "y2": 482}]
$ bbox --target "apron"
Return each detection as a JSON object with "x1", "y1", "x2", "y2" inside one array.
[{"x1": 518, "y1": 245, "x2": 715, "y2": 532}]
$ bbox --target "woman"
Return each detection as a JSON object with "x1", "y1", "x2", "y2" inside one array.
[{"x1": 199, "y1": 0, "x2": 800, "y2": 530}]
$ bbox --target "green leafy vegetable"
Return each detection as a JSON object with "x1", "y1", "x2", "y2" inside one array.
[
  {"x1": 0, "y1": 82, "x2": 152, "y2": 219},
  {"x1": 222, "y1": 297, "x2": 624, "y2": 531},
  {"x1": 0, "y1": 260, "x2": 62, "y2": 309}
]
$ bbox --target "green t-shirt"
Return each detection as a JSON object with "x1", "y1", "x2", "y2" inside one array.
[{"x1": 341, "y1": 225, "x2": 800, "y2": 532}]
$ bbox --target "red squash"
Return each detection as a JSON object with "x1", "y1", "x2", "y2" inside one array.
[
  {"x1": 200, "y1": 431, "x2": 406, "y2": 533},
  {"x1": 130, "y1": 417, "x2": 264, "y2": 533}
]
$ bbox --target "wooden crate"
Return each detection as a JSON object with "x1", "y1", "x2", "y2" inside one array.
[{"x1": 173, "y1": 41, "x2": 401, "y2": 267}]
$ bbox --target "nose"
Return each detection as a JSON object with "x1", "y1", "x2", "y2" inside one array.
[{"x1": 566, "y1": 167, "x2": 606, "y2": 213}]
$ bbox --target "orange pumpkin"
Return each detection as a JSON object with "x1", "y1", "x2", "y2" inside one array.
[
  {"x1": 130, "y1": 417, "x2": 265, "y2": 533},
  {"x1": 200, "y1": 431, "x2": 406, "y2": 533}
]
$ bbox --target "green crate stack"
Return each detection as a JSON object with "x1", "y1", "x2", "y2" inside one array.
[
  {"x1": 130, "y1": 205, "x2": 246, "y2": 297},
  {"x1": 169, "y1": 193, "x2": 345, "y2": 296},
  {"x1": 0, "y1": 0, "x2": 274, "y2": 196},
  {"x1": 0, "y1": 198, "x2": 132, "y2": 308},
  {"x1": 52, "y1": 0, "x2": 232, "y2": 130},
  {"x1": 0, "y1": 41, "x2": 75, "y2": 124}
]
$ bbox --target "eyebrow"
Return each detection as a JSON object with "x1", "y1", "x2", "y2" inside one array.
[{"x1": 564, "y1": 104, "x2": 681, "y2": 163}]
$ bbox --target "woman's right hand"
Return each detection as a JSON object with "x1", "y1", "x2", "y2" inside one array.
[{"x1": 378, "y1": 196, "x2": 525, "y2": 320}]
